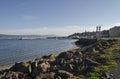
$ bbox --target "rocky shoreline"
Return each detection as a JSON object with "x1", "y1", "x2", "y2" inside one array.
[{"x1": 0, "y1": 38, "x2": 120, "y2": 79}]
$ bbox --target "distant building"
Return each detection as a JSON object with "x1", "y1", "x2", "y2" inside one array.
[
  {"x1": 109, "y1": 26, "x2": 120, "y2": 37},
  {"x1": 101, "y1": 30, "x2": 109, "y2": 37}
]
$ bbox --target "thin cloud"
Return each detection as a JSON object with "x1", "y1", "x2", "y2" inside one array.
[
  {"x1": 0, "y1": 26, "x2": 94, "y2": 36},
  {"x1": 101, "y1": 22, "x2": 120, "y2": 30},
  {"x1": 0, "y1": 24, "x2": 116, "y2": 36},
  {"x1": 111, "y1": 22, "x2": 120, "y2": 26}
]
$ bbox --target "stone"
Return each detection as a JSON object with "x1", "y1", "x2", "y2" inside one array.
[
  {"x1": 31, "y1": 66, "x2": 41, "y2": 78},
  {"x1": 57, "y1": 52, "x2": 73, "y2": 60},
  {"x1": 49, "y1": 54, "x2": 56, "y2": 61},
  {"x1": 10, "y1": 62, "x2": 31, "y2": 73},
  {"x1": 55, "y1": 70, "x2": 78, "y2": 79},
  {"x1": 0, "y1": 71, "x2": 24, "y2": 79},
  {"x1": 40, "y1": 61, "x2": 50, "y2": 72},
  {"x1": 25, "y1": 76, "x2": 32, "y2": 79},
  {"x1": 85, "y1": 58, "x2": 100, "y2": 67},
  {"x1": 54, "y1": 58, "x2": 66, "y2": 66},
  {"x1": 31, "y1": 61, "x2": 38, "y2": 69}
]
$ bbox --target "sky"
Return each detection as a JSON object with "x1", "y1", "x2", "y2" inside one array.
[{"x1": 0, "y1": 0, "x2": 120, "y2": 36}]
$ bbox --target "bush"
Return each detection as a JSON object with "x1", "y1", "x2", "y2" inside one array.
[
  {"x1": 88, "y1": 77, "x2": 99, "y2": 79},
  {"x1": 92, "y1": 67, "x2": 100, "y2": 72},
  {"x1": 106, "y1": 61, "x2": 117, "y2": 68},
  {"x1": 100, "y1": 65, "x2": 109, "y2": 71},
  {"x1": 99, "y1": 54, "x2": 111, "y2": 61},
  {"x1": 87, "y1": 72, "x2": 100, "y2": 77}
]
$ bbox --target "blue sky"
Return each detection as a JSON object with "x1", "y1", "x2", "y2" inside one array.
[{"x1": 0, "y1": 0, "x2": 120, "y2": 36}]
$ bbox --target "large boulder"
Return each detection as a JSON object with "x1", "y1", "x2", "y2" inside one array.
[
  {"x1": 31, "y1": 66, "x2": 41, "y2": 78},
  {"x1": 54, "y1": 70, "x2": 79, "y2": 79},
  {"x1": 48, "y1": 54, "x2": 56, "y2": 61},
  {"x1": 10, "y1": 62, "x2": 31, "y2": 73},
  {"x1": 54, "y1": 58, "x2": 66, "y2": 66},
  {"x1": 31, "y1": 61, "x2": 38, "y2": 69},
  {"x1": 75, "y1": 38, "x2": 97, "y2": 46},
  {"x1": 35, "y1": 72, "x2": 55, "y2": 79},
  {"x1": 40, "y1": 61, "x2": 50, "y2": 72},
  {"x1": 57, "y1": 51, "x2": 73, "y2": 59},
  {"x1": 0, "y1": 71, "x2": 25, "y2": 79}
]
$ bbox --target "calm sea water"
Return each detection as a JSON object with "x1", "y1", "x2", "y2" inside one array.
[{"x1": 0, "y1": 39, "x2": 76, "y2": 66}]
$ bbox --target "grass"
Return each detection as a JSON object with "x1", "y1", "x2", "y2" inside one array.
[{"x1": 86, "y1": 40, "x2": 120, "y2": 79}]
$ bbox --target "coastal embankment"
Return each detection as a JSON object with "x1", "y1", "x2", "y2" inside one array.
[{"x1": 0, "y1": 38, "x2": 120, "y2": 79}]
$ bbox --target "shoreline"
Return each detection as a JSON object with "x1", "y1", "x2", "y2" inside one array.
[
  {"x1": 0, "y1": 38, "x2": 120, "y2": 79},
  {"x1": 0, "y1": 46, "x2": 79, "y2": 70},
  {"x1": 0, "y1": 64, "x2": 13, "y2": 71},
  {"x1": 0, "y1": 39, "x2": 77, "y2": 67}
]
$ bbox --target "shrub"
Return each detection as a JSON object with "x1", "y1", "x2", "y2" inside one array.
[
  {"x1": 88, "y1": 77, "x2": 99, "y2": 79},
  {"x1": 99, "y1": 54, "x2": 111, "y2": 61},
  {"x1": 100, "y1": 65, "x2": 109, "y2": 71},
  {"x1": 87, "y1": 72, "x2": 100, "y2": 77},
  {"x1": 106, "y1": 61, "x2": 117, "y2": 68}
]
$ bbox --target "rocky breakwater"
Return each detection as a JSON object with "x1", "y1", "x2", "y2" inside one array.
[{"x1": 0, "y1": 38, "x2": 119, "y2": 79}]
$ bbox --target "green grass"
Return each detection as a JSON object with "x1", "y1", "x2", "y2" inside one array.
[{"x1": 86, "y1": 40, "x2": 120, "y2": 79}]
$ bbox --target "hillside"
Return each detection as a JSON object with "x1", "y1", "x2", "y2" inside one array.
[
  {"x1": 109, "y1": 26, "x2": 120, "y2": 37},
  {"x1": 68, "y1": 26, "x2": 120, "y2": 39}
]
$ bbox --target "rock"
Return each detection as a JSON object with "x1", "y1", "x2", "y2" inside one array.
[
  {"x1": 40, "y1": 61, "x2": 50, "y2": 72},
  {"x1": 25, "y1": 76, "x2": 32, "y2": 79},
  {"x1": 54, "y1": 58, "x2": 66, "y2": 66},
  {"x1": 74, "y1": 51, "x2": 82, "y2": 57},
  {"x1": 94, "y1": 46, "x2": 101, "y2": 51},
  {"x1": 0, "y1": 71, "x2": 25, "y2": 79},
  {"x1": 18, "y1": 72, "x2": 24, "y2": 79},
  {"x1": 75, "y1": 38, "x2": 97, "y2": 46},
  {"x1": 35, "y1": 72, "x2": 55, "y2": 79},
  {"x1": 54, "y1": 70, "x2": 79, "y2": 79},
  {"x1": 100, "y1": 71, "x2": 110, "y2": 79},
  {"x1": 38, "y1": 58, "x2": 44, "y2": 65},
  {"x1": 85, "y1": 58, "x2": 100, "y2": 67},
  {"x1": 57, "y1": 51, "x2": 73, "y2": 59},
  {"x1": 31, "y1": 61, "x2": 38, "y2": 69},
  {"x1": 31, "y1": 66, "x2": 41, "y2": 78},
  {"x1": 65, "y1": 63, "x2": 74, "y2": 72},
  {"x1": 0, "y1": 39, "x2": 118, "y2": 79},
  {"x1": 50, "y1": 65, "x2": 58, "y2": 72},
  {"x1": 48, "y1": 54, "x2": 56, "y2": 61},
  {"x1": 42, "y1": 55, "x2": 49, "y2": 59},
  {"x1": 10, "y1": 62, "x2": 31, "y2": 73}
]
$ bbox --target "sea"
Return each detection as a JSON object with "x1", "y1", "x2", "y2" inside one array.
[{"x1": 0, "y1": 39, "x2": 76, "y2": 66}]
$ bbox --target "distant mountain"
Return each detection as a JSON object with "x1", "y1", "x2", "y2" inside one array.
[
  {"x1": 0, "y1": 34, "x2": 58, "y2": 40},
  {"x1": 68, "y1": 26, "x2": 120, "y2": 39},
  {"x1": 68, "y1": 31, "x2": 96, "y2": 39},
  {"x1": 68, "y1": 30, "x2": 110, "y2": 39},
  {"x1": 0, "y1": 34, "x2": 7, "y2": 36}
]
